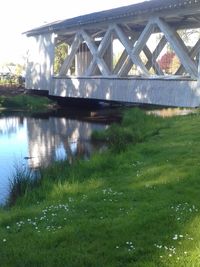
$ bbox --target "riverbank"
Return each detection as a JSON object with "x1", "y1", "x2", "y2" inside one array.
[
  {"x1": 1, "y1": 108, "x2": 200, "y2": 266},
  {"x1": 0, "y1": 87, "x2": 55, "y2": 111},
  {"x1": 0, "y1": 86, "x2": 26, "y2": 97}
]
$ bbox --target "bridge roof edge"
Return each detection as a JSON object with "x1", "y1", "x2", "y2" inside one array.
[{"x1": 24, "y1": 0, "x2": 200, "y2": 36}]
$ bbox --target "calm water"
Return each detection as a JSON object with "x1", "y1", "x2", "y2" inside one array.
[{"x1": 0, "y1": 110, "x2": 108, "y2": 204}]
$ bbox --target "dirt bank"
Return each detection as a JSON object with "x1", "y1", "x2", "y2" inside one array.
[{"x1": 0, "y1": 86, "x2": 27, "y2": 96}]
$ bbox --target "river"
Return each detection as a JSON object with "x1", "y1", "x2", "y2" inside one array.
[{"x1": 0, "y1": 109, "x2": 110, "y2": 205}]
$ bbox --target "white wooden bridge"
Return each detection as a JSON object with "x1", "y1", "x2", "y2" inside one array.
[{"x1": 25, "y1": 0, "x2": 200, "y2": 107}]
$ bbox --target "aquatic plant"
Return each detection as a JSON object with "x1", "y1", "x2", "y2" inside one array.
[{"x1": 7, "y1": 165, "x2": 41, "y2": 206}]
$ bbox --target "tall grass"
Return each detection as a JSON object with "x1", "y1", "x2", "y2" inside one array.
[
  {"x1": 92, "y1": 108, "x2": 167, "y2": 152},
  {"x1": 0, "y1": 95, "x2": 54, "y2": 111},
  {"x1": 7, "y1": 165, "x2": 41, "y2": 206}
]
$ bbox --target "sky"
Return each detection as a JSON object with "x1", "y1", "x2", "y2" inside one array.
[{"x1": 0, "y1": 0, "x2": 146, "y2": 65}]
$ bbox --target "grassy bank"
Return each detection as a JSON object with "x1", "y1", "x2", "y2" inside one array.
[
  {"x1": 0, "y1": 94, "x2": 54, "y2": 111},
  {"x1": 1, "y1": 108, "x2": 200, "y2": 266}
]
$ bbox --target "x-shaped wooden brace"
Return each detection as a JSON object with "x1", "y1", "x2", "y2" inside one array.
[
  {"x1": 59, "y1": 32, "x2": 83, "y2": 76},
  {"x1": 113, "y1": 27, "x2": 166, "y2": 76},
  {"x1": 113, "y1": 21, "x2": 157, "y2": 77},
  {"x1": 81, "y1": 27, "x2": 113, "y2": 76},
  {"x1": 154, "y1": 17, "x2": 198, "y2": 78},
  {"x1": 144, "y1": 36, "x2": 167, "y2": 75},
  {"x1": 176, "y1": 38, "x2": 200, "y2": 75},
  {"x1": 113, "y1": 17, "x2": 199, "y2": 79}
]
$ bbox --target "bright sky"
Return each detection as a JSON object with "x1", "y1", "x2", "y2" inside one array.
[{"x1": 0, "y1": 0, "x2": 146, "y2": 65}]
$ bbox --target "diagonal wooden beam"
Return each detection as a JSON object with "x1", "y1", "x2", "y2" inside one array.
[
  {"x1": 132, "y1": 21, "x2": 156, "y2": 56},
  {"x1": 115, "y1": 21, "x2": 158, "y2": 76},
  {"x1": 132, "y1": 21, "x2": 164, "y2": 74},
  {"x1": 113, "y1": 33, "x2": 138, "y2": 75},
  {"x1": 143, "y1": 45, "x2": 164, "y2": 75},
  {"x1": 119, "y1": 56, "x2": 136, "y2": 77},
  {"x1": 113, "y1": 49, "x2": 128, "y2": 75},
  {"x1": 152, "y1": 36, "x2": 167, "y2": 60},
  {"x1": 59, "y1": 32, "x2": 82, "y2": 76},
  {"x1": 80, "y1": 29, "x2": 111, "y2": 76},
  {"x1": 113, "y1": 25, "x2": 161, "y2": 76},
  {"x1": 114, "y1": 24, "x2": 150, "y2": 76},
  {"x1": 85, "y1": 26, "x2": 113, "y2": 76},
  {"x1": 176, "y1": 38, "x2": 200, "y2": 75},
  {"x1": 154, "y1": 17, "x2": 198, "y2": 78},
  {"x1": 97, "y1": 27, "x2": 113, "y2": 58},
  {"x1": 145, "y1": 36, "x2": 167, "y2": 74}
]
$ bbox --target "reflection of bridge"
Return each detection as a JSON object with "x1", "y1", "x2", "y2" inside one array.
[
  {"x1": 26, "y1": 116, "x2": 106, "y2": 168},
  {"x1": 25, "y1": 0, "x2": 200, "y2": 107}
]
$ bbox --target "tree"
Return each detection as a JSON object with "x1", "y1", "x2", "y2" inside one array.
[
  {"x1": 158, "y1": 52, "x2": 176, "y2": 74},
  {"x1": 54, "y1": 43, "x2": 68, "y2": 74},
  {"x1": 178, "y1": 29, "x2": 200, "y2": 45}
]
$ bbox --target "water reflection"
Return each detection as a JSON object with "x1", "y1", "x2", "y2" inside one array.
[
  {"x1": 0, "y1": 116, "x2": 24, "y2": 135},
  {"x1": 0, "y1": 111, "x2": 108, "y2": 204},
  {"x1": 27, "y1": 116, "x2": 106, "y2": 168}
]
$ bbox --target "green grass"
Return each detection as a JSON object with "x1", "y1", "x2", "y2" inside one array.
[
  {"x1": 0, "y1": 95, "x2": 53, "y2": 111},
  {"x1": 7, "y1": 165, "x2": 41, "y2": 207},
  {"x1": 1, "y1": 108, "x2": 200, "y2": 266},
  {"x1": 92, "y1": 108, "x2": 167, "y2": 152}
]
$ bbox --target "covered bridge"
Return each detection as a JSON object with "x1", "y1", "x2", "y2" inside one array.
[{"x1": 25, "y1": 0, "x2": 200, "y2": 107}]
